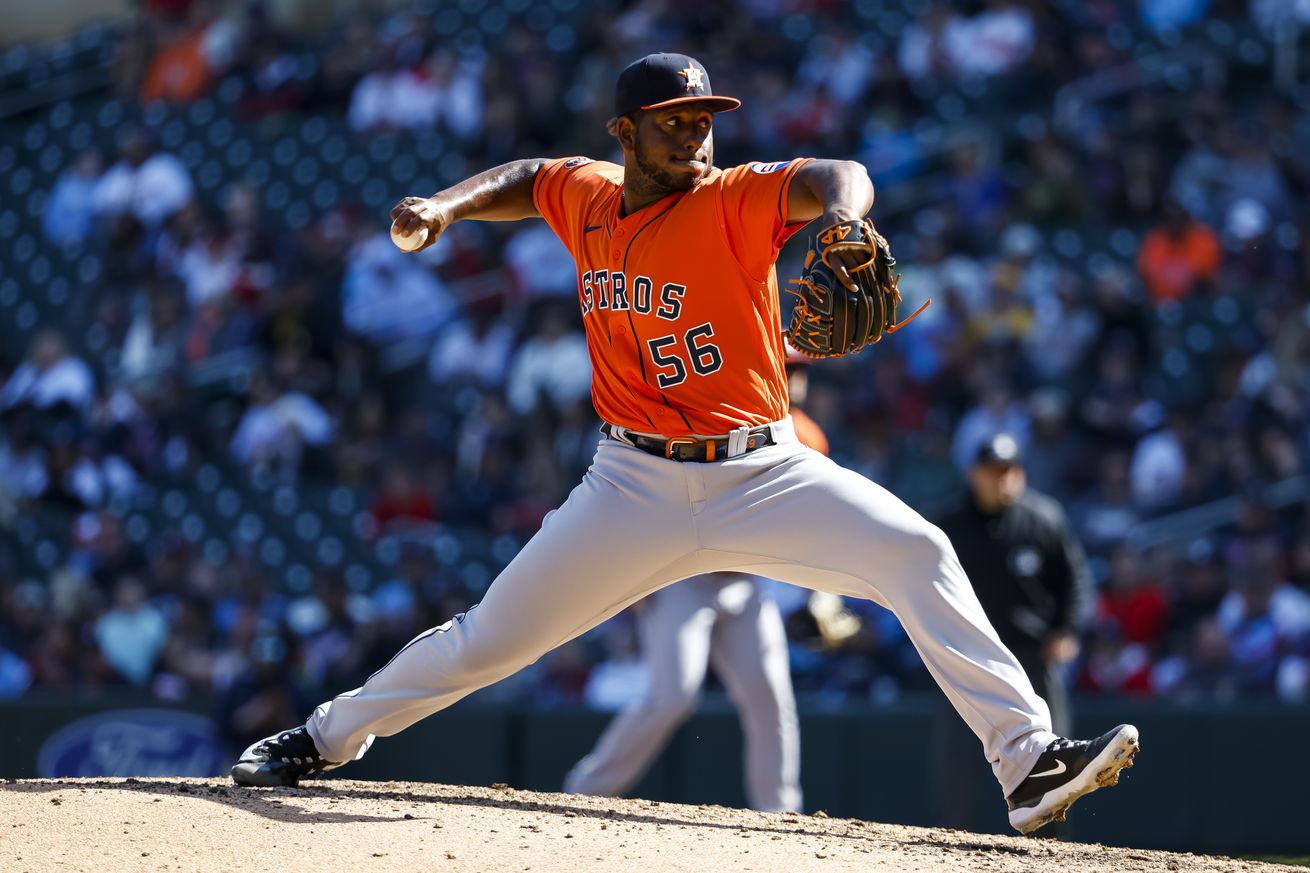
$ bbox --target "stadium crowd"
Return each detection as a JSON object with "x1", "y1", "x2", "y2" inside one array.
[{"x1": 2, "y1": 0, "x2": 1310, "y2": 747}]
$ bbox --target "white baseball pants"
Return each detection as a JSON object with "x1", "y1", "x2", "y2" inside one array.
[
  {"x1": 563, "y1": 572, "x2": 802, "y2": 812},
  {"x1": 306, "y1": 418, "x2": 1056, "y2": 796}
]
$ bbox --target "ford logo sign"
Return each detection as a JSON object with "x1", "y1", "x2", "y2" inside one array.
[{"x1": 37, "y1": 708, "x2": 226, "y2": 778}]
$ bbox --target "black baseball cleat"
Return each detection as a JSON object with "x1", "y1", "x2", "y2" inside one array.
[
  {"x1": 1007, "y1": 724, "x2": 1140, "y2": 835},
  {"x1": 231, "y1": 726, "x2": 344, "y2": 787}
]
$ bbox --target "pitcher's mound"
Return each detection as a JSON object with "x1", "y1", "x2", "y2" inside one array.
[{"x1": 0, "y1": 778, "x2": 1296, "y2": 872}]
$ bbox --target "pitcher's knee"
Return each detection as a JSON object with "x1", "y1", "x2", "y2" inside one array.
[{"x1": 643, "y1": 689, "x2": 699, "y2": 724}]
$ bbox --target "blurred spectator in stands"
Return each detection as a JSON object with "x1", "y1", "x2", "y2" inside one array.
[
  {"x1": 341, "y1": 227, "x2": 454, "y2": 343},
  {"x1": 0, "y1": 411, "x2": 49, "y2": 507},
  {"x1": 1163, "y1": 539, "x2": 1227, "y2": 652},
  {"x1": 944, "y1": 0, "x2": 1036, "y2": 78},
  {"x1": 1087, "y1": 260, "x2": 1152, "y2": 367},
  {"x1": 898, "y1": 6, "x2": 953, "y2": 80},
  {"x1": 0, "y1": 331, "x2": 95, "y2": 414},
  {"x1": 1140, "y1": 0, "x2": 1211, "y2": 32},
  {"x1": 370, "y1": 461, "x2": 439, "y2": 535},
  {"x1": 426, "y1": 49, "x2": 486, "y2": 142},
  {"x1": 94, "y1": 574, "x2": 168, "y2": 685},
  {"x1": 1098, "y1": 547, "x2": 1169, "y2": 652},
  {"x1": 348, "y1": 42, "x2": 448, "y2": 134},
  {"x1": 940, "y1": 142, "x2": 1006, "y2": 242},
  {"x1": 92, "y1": 127, "x2": 195, "y2": 229},
  {"x1": 795, "y1": 28, "x2": 875, "y2": 108},
  {"x1": 1077, "y1": 340, "x2": 1158, "y2": 446},
  {"x1": 229, "y1": 374, "x2": 332, "y2": 481},
  {"x1": 504, "y1": 223, "x2": 580, "y2": 300},
  {"x1": 1018, "y1": 136, "x2": 1087, "y2": 225},
  {"x1": 297, "y1": 570, "x2": 371, "y2": 691},
  {"x1": 1217, "y1": 538, "x2": 1310, "y2": 694},
  {"x1": 42, "y1": 149, "x2": 104, "y2": 246},
  {"x1": 117, "y1": 280, "x2": 188, "y2": 389},
  {"x1": 65, "y1": 436, "x2": 139, "y2": 508},
  {"x1": 1070, "y1": 451, "x2": 1141, "y2": 555},
  {"x1": 217, "y1": 628, "x2": 313, "y2": 751},
  {"x1": 505, "y1": 306, "x2": 592, "y2": 416},
  {"x1": 1024, "y1": 272, "x2": 1098, "y2": 383},
  {"x1": 858, "y1": 111, "x2": 926, "y2": 190},
  {"x1": 1137, "y1": 196, "x2": 1222, "y2": 304},
  {"x1": 236, "y1": 30, "x2": 304, "y2": 120},
  {"x1": 139, "y1": 0, "x2": 236, "y2": 105},
  {"x1": 428, "y1": 299, "x2": 515, "y2": 389},
  {"x1": 1130, "y1": 413, "x2": 1189, "y2": 510},
  {"x1": 951, "y1": 386, "x2": 1030, "y2": 472}
]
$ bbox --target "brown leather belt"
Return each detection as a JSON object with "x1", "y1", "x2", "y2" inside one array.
[{"x1": 602, "y1": 423, "x2": 775, "y2": 462}]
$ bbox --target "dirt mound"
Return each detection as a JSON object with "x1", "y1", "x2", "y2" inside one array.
[{"x1": 0, "y1": 778, "x2": 1295, "y2": 872}]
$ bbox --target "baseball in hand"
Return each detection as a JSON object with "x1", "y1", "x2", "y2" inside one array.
[{"x1": 390, "y1": 220, "x2": 429, "y2": 252}]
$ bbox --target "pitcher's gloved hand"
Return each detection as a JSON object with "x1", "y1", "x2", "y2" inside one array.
[{"x1": 785, "y1": 217, "x2": 929, "y2": 358}]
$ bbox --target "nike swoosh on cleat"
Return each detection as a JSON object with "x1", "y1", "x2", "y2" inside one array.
[{"x1": 1028, "y1": 760, "x2": 1068, "y2": 779}]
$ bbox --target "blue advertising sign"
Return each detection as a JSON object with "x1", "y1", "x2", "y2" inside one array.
[{"x1": 37, "y1": 708, "x2": 226, "y2": 778}]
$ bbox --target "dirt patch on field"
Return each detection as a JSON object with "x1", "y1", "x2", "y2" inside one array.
[{"x1": 0, "y1": 778, "x2": 1296, "y2": 873}]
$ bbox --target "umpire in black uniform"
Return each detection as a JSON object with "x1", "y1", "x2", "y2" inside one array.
[{"x1": 929, "y1": 433, "x2": 1093, "y2": 832}]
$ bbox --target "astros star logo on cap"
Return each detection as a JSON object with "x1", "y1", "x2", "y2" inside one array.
[{"x1": 678, "y1": 64, "x2": 705, "y2": 92}]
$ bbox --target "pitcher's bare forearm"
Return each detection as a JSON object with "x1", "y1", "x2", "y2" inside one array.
[
  {"x1": 786, "y1": 159, "x2": 875, "y2": 226},
  {"x1": 390, "y1": 159, "x2": 548, "y2": 244}
]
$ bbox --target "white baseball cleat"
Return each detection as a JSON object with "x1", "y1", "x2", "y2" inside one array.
[{"x1": 1006, "y1": 724, "x2": 1140, "y2": 835}]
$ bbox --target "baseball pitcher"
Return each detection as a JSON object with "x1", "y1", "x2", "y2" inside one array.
[{"x1": 233, "y1": 53, "x2": 1138, "y2": 835}]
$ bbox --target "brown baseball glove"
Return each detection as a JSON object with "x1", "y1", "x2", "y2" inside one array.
[{"x1": 785, "y1": 218, "x2": 929, "y2": 358}]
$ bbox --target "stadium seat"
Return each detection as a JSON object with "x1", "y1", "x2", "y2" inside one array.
[
  {"x1": 295, "y1": 511, "x2": 322, "y2": 541},
  {"x1": 260, "y1": 536, "x2": 286, "y2": 566},
  {"x1": 345, "y1": 563, "x2": 373, "y2": 591},
  {"x1": 125, "y1": 513, "x2": 153, "y2": 544},
  {"x1": 21, "y1": 123, "x2": 46, "y2": 153},
  {"x1": 341, "y1": 154, "x2": 368, "y2": 186},
  {"x1": 272, "y1": 137, "x2": 299, "y2": 167},
  {"x1": 197, "y1": 160, "x2": 223, "y2": 192},
  {"x1": 195, "y1": 464, "x2": 221, "y2": 494},
  {"x1": 299, "y1": 116, "x2": 327, "y2": 146},
  {"x1": 311, "y1": 179, "x2": 340, "y2": 210},
  {"x1": 263, "y1": 180, "x2": 291, "y2": 210},
  {"x1": 292, "y1": 156, "x2": 320, "y2": 187},
  {"x1": 180, "y1": 140, "x2": 205, "y2": 169},
  {"x1": 216, "y1": 487, "x2": 242, "y2": 518},
  {"x1": 237, "y1": 511, "x2": 266, "y2": 542},
  {"x1": 285, "y1": 563, "x2": 313, "y2": 592},
  {"x1": 244, "y1": 157, "x2": 271, "y2": 186},
  {"x1": 67, "y1": 120, "x2": 92, "y2": 151},
  {"x1": 181, "y1": 513, "x2": 207, "y2": 543},
  {"x1": 12, "y1": 232, "x2": 35, "y2": 263},
  {"x1": 321, "y1": 134, "x2": 348, "y2": 164},
  {"x1": 48, "y1": 101, "x2": 73, "y2": 130},
  {"x1": 202, "y1": 538, "x2": 230, "y2": 566},
  {"x1": 388, "y1": 153, "x2": 418, "y2": 184},
  {"x1": 24, "y1": 190, "x2": 46, "y2": 219},
  {"x1": 77, "y1": 254, "x2": 102, "y2": 285},
  {"x1": 207, "y1": 118, "x2": 234, "y2": 148},
  {"x1": 45, "y1": 276, "x2": 70, "y2": 306},
  {"x1": 317, "y1": 536, "x2": 344, "y2": 566},
  {"x1": 186, "y1": 98, "x2": 216, "y2": 127}
]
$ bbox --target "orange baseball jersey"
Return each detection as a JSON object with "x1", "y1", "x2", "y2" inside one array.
[{"x1": 533, "y1": 155, "x2": 815, "y2": 436}]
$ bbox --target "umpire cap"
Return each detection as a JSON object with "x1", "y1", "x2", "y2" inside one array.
[
  {"x1": 614, "y1": 53, "x2": 741, "y2": 117},
  {"x1": 975, "y1": 433, "x2": 1023, "y2": 467}
]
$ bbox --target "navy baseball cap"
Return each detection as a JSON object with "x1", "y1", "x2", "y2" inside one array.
[
  {"x1": 975, "y1": 433, "x2": 1023, "y2": 467},
  {"x1": 614, "y1": 53, "x2": 741, "y2": 118}
]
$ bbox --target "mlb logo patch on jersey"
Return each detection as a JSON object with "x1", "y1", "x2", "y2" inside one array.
[
  {"x1": 564, "y1": 157, "x2": 595, "y2": 169},
  {"x1": 750, "y1": 161, "x2": 788, "y2": 174}
]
